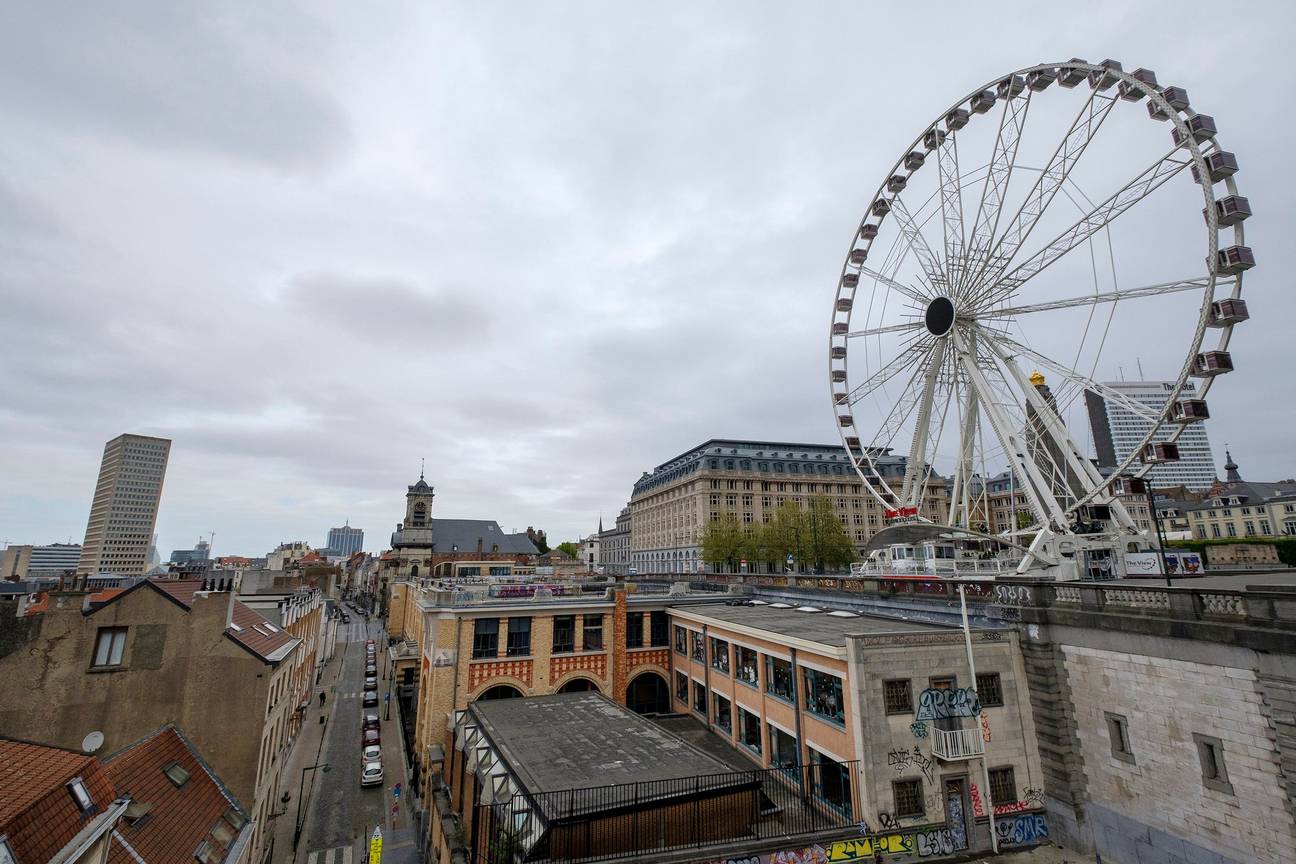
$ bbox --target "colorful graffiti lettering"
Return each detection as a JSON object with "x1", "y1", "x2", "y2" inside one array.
[
  {"x1": 770, "y1": 845, "x2": 828, "y2": 864},
  {"x1": 887, "y1": 746, "x2": 935, "y2": 781},
  {"x1": 996, "y1": 813, "x2": 1048, "y2": 846},
  {"x1": 915, "y1": 687, "x2": 981, "y2": 720},
  {"x1": 979, "y1": 713, "x2": 991, "y2": 743},
  {"x1": 909, "y1": 720, "x2": 928, "y2": 739},
  {"x1": 970, "y1": 783, "x2": 985, "y2": 818},
  {"x1": 915, "y1": 828, "x2": 964, "y2": 857},
  {"x1": 971, "y1": 783, "x2": 1043, "y2": 819}
]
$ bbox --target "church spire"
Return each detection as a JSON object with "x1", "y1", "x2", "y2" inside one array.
[
  {"x1": 420, "y1": 457, "x2": 425, "y2": 481},
  {"x1": 1224, "y1": 447, "x2": 1241, "y2": 483}
]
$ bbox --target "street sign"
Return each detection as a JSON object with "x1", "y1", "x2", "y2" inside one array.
[
  {"x1": 786, "y1": 553, "x2": 794, "y2": 564},
  {"x1": 368, "y1": 826, "x2": 382, "y2": 864}
]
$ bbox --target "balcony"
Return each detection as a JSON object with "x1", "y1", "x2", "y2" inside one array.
[{"x1": 931, "y1": 726, "x2": 984, "y2": 761}]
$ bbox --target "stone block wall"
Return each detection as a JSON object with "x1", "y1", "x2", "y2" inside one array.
[{"x1": 1062, "y1": 644, "x2": 1296, "y2": 864}]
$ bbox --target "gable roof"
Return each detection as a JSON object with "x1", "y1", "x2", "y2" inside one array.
[
  {"x1": 144, "y1": 581, "x2": 299, "y2": 665},
  {"x1": 23, "y1": 587, "x2": 124, "y2": 617},
  {"x1": 0, "y1": 737, "x2": 120, "y2": 863},
  {"x1": 104, "y1": 725, "x2": 251, "y2": 864}
]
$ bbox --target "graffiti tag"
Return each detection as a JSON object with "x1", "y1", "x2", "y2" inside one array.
[
  {"x1": 996, "y1": 813, "x2": 1048, "y2": 846},
  {"x1": 876, "y1": 812, "x2": 899, "y2": 831},
  {"x1": 980, "y1": 713, "x2": 992, "y2": 743},
  {"x1": 1023, "y1": 787, "x2": 1045, "y2": 807},
  {"x1": 915, "y1": 687, "x2": 981, "y2": 720},
  {"x1": 915, "y1": 828, "x2": 963, "y2": 857},
  {"x1": 909, "y1": 720, "x2": 928, "y2": 739},
  {"x1": 971, "y1": 783, "x2": 1046, "y2": 819},
  {"x1": 887, "y1": 746, "x2": 936, "y2": 781},
  {"x1": 994, "y1": 584, "x2": 1032, "y2": 606},
  {"x1": 770, "y1": 846, "x2": 827, "y2": 864}
]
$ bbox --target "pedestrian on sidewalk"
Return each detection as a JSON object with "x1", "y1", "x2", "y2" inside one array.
[{"x1": 319, "y1": 691, "x2": 326, "y2": 707}]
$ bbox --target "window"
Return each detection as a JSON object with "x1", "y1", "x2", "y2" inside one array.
[
  {"x1": 804, "y1": 668, "x2": 845, "y2": 725},
  {"x1": 883, "y1": 679, "x2": 913, "y2": 714},
  {"x1": 976, "y1": 673, "x2": 1004, "y2": 707},
  {"x1": 1105, "y1": 712, "x2": 1135, "y2": 763},
  {"x1": 693, "y1": 680, "x2": 707, "y2": 714},
  {"x1": 811, "y1": 749, "x2": 853, "y2": 817},
  {"x1": 988, "y1": 766, "x2": 1015, "y2": 805},
  {"x1": 675, "y1": 671, "x2": 689, "y2": 703},
  {"x1": 1211, "y1": 524, "x2": 1221, "y2": 538},
  {"x1": 552, "y1": 616, "x2": 575, "y2": 654},
  {"x1": 68, "y1": 777, "x2": 94, "y2": 812},
  {"x1": 1194, "y1": 733, "x2": 1233, "y2": 794},
  {"x1": 711, "y1": 638, "x2": 730, "y2": 674},
  {"x1": 765, "y1": 656, "x2": 795, "y2": 703},
  {"x1": 1227, "y1": 523, "x2": 1237, "y2": 538},
  {"x1": 472, "y1": 619, "x2": 499, "y2": 659},
  {"x1": 735, "y1": 645, "x2": 759, "y2": 687},
  {"x1": 506, "y1": 617, "x2": 532, "y2": 657},
  {"x1": 93, "y1": 627, "x2": 127, "y2": 667},
  {"x1": 626, "y1": 612, "x2": 644, "y2": 647},
  {"x1": 163, "y1": 762, "x2": 192, "y2": 787},
  {"x1": 892, "y1": 779, "x2": 924, "y2": 818},
  {"x1": 714, "y1": 693, "x2": 732, "y2": 732},
  {"x1": 582, "y1": 615, "x2": 603, "y2": 650},
  {"x1": 674, "y1": 626, "x2": 687, "y2": 655},
  {"x1": 649, "y1": 611, "x2": 669, "y2": 646},
  {"x1": 739, "y1": 708, "x2": 762, "y2": 753},
  {"x1": 770, "y1": 726, "x2": 799, "y2": 777},
  {"x1": 691, "y1": 631, "x2": 706, "y2": 663}
]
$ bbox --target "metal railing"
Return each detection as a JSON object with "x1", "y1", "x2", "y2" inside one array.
[
  {"x1": 472, "y1": 760, "x2": 859, "y2": 864},
  {"x1": 850, "y1": 558, "x2": 1013, "y2": 577},
  {"x1": 930, "y1": 726, "x2": 984, "y2": 760}
]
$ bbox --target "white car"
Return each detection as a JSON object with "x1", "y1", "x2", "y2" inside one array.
[
  {"x1": 362, "y1": 744, "x2": 381, "y2": 764},
  {"x1": 361, "y1": 761, "x2": 383, "y2": 787}
]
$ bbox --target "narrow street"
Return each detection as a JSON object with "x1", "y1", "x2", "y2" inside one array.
[{"x1": 274, "y1": 610, "x2": 420, "y2": 864}]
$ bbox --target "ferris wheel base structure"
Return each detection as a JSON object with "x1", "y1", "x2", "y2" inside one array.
[{"x1": 830, "y1": 57, "x2": 1252, "y2": 582}]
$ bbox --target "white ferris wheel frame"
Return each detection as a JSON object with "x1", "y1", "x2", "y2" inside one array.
[{"x1": 829, "y1": 60, "x2": 1250, "y2": 554}]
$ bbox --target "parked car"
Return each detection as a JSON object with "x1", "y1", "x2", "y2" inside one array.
[
  {"x1": 366, "y1": 639, "x2": 375, "y2": 648},
  {"x1": 362, "y1": 744, "x2": 381, "y2": 764},
  {"x1": 364, "y1": 675, "x2": 377, "y2": 689},
  {"x1": 365, "y1": 663, "x2": 377, "y2": 675},
  {"x1": 363, "y1": 690, "x2": 378, "y2": 707},
  {"x1": 361, "y1": 761, "x2": 383, "y2": 787},
  {"x1": 341, "y1": 613, "x2": 350, "y2": 623},
  {"x1": 362, "y1": 713, "x2": 380, "y2": 731},
  {"x1": 363, "y1": 729, "x2": 380, "y2": 746}
]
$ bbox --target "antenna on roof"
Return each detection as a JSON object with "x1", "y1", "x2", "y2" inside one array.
[{"x1": 419, "y1": 457, "x2": 425, "y2": 481}]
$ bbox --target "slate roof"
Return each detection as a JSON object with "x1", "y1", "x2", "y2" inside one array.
[
  {"x1": 429, "y1": 519, "x2": 538, "y2": 555},
  {"x1": 1186, "y1": 479, "x2": 1296, "y2": 511},
  {"x1": 146, "y1": 581, "x2": 299, "y2": 665},
  {"x1": 104, "y1": 725, "x2": 251, "y2": 864},
  {"x1": 0, "y1": 738, "x2": 119, "y2": 864},
  {"x1": 671, "y1": 602, "x2": 953, "y2": 648}
]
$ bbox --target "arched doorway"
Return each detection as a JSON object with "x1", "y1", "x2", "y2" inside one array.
[
  {"x1": 557, "y1": 677, "x2": 599, "y2": 694},
  {"x1": 476, "y1": 684, "x2": 523, "y2": 701},
  {"x1": 625, "y1": 671, "x2": 670, "y2": 715}
]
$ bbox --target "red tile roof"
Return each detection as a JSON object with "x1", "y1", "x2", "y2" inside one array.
[
  {"x1": 104, "y1": 726, "x2": 249, "y2": 864},
  {"x1": 24, "y1": 587, "x2": 124, "y2": 617},
  {"x1": 149, "y1": 580, "x2": 299, "y2": 665},
  {"x1": 0, "y1": 738, "x2": 118, "y2": 864}
]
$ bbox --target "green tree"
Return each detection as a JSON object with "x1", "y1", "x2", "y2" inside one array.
[
  {"x1": 743, "y1": 520, "x2": 779, "y2": 573},
  {"x1": 804, "y1": 495, "x2": 858, "y2": 572},
  {"x1": 766, "y1": 502, "x2": 807, "y2": 571},
  {"x1": 700, "y1": 513, "x2": 744, "y2": 572},
  {"x1": 556, "y1": 541, "x2": 579, "y2": 559}
]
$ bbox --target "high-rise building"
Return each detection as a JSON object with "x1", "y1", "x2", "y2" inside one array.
[
  {"x1": 1, "y1": 542, "x2": 82, "y2": 582},
  {"x1": 325, "y1": 522, "x2": 364, "y2": 557},
  {"x1": 77, "y1": 433, "x2": 171, "y2": 576},
  {"x1": 1085, "y1": 381, "x2": 1218, "y2": 491},
  {"x1": 169, "y1": 537, "x2": 211, "y2": 566}
]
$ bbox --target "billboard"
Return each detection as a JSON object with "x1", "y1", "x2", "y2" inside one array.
[{"x1": 1124, "y1": 551, "x2": 1203, "y2": 576}]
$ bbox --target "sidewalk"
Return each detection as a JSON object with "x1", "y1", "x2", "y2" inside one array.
[{"x1": 270, "y1": 632, "x2": 348, "y2": 862}]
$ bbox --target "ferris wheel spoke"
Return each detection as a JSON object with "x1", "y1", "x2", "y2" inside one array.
[
  {"x1": 860, "y1": 345, "x2": 943, "y2": 502},
  {"x1": 962, "y1": 89, "x2": 1119, "y2": 300},
  {"x1": 859, "y1": 266, "x2": 931, "y2": 306},
  {"x1": 935, "y1": 134, "x2": 966, "y2": 295},
  {"x1": 959, "y1": 89, "x2": 1033, "y2": 301},
  {"x1": 981, "y1": 328, "x2": 1163, "y2": 423},
  {"x1": 846, "y1": 320, "x2": 924, "y2": 339},
  {"x1": 900, "y1": 340, "x2": 948, "y2": 504},
  {"x1": 844, "y1": 343, "x2": 928, "y2": 406},
  {"x1": 889, "y1": 198, "x2": 945, "y2": 296},
  {"x1": 972, "y1": 147, "x2": 1195, "y2": 310},
  {"x1": 976, "y1": 275, "x2": 1220, "y2": 319}
]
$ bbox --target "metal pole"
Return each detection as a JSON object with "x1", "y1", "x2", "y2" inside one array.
[
  {"x1": 958, "y1": 583, "x2": 997, "y2": 853},
  {"x1": 1147, "y1": 486, "x2": 1171, "y2": 588}
]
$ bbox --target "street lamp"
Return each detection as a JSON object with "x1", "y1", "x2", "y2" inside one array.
[{"x1": 293, "y1": 762, "x2": 330, "y2": 850}]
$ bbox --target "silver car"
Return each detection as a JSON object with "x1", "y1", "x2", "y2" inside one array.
[{"x1": 361, "y1": 761, "x2": 383, "y2": 787}]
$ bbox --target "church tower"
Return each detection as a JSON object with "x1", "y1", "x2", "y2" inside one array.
[{"x1": 405, "y1": 464, "x2": 435, "y2": 528}]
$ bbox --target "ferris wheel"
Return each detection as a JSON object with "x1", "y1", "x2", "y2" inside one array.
[{"x1": 829, "y1": 59, "x2": 1253, "y2": 575}]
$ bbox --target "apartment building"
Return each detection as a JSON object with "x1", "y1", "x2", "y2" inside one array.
[
  {"x1": 1, "y1": 542, "x2": 82, "y2": 582},
  {"x1": 77, "y1": 434, "x2": 171, "y2": 576},
  {"x1": 668, "y1": 602, "x2": 1044, "y2": 857},
  {"x1": 0, "y1": 580, "x2": 299, "y2": 864},
  {"x1": 630, "y1": 439, "x2": 950, "y2": 575}
]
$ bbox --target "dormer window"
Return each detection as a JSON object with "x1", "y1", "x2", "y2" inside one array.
[{"x1": 68, "y1": 777, "x2": 93, "y2": 812}]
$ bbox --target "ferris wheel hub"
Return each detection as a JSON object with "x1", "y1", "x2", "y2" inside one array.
[{"x1": 925, "y1": 296, "x2": 956, "y2": 336}]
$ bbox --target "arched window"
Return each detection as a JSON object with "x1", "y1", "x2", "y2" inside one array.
[{"x1": 476, "y1": 684, "x2": 523, "y2": 701}]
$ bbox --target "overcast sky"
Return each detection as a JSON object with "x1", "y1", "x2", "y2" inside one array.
[{"x1": 2, "y1": 2, "x2": 1293, "y2": 557}]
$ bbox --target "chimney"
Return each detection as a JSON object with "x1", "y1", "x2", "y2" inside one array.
[{"x1": 190, "y1": 589, "x2": 236, "y2": 633}]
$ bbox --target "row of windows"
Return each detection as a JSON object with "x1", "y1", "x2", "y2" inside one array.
[
  {"x1": 471, "y1": 615, "x2": 605, "y2": 659},
  {"x1": 882, "y1": 674, "x2": 1003, "y2": 714}
]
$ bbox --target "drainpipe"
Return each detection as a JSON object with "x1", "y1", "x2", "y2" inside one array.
[
  {"x1": 702, "y1": 624, "x2": 712, "y2": 732},
  {"x1": 789, "y1": 647, "x2": 807, "y2": 802},
  {"x1": 959, "y1": 583, "x2": 997, "y2": 853}
]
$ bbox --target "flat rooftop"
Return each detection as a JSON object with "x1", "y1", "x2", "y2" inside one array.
[{"x1": 671, "y1": 601, "x2": 955, "y2": 648}]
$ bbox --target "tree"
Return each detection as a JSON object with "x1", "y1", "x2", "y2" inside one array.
[
  {"x1": 699, "y1": 513, "x2": 744, "y2": 573},
  {"x1": 556, "y1": 541, "x2": 579, "y2": 559},
  {"x1": 804, "y1": 495, "x2": 857, "y2": 573}
]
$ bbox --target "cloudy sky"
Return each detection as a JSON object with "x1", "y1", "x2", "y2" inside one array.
[{"x1": 2, "y1": 2, "x2": 1293, "y2": 557}]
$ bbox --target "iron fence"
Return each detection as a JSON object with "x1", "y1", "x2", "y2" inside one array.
[{"x1": 472, "y1": 759, "x2": 860, "y2": 864}]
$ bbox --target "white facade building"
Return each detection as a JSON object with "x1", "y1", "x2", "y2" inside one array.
[
  {"x1": 77, "y1": 434, "x2": 171, "y2": 576},
  {"x1": 1085, "y1": 381, "x2": 1218, "y2": 491}
]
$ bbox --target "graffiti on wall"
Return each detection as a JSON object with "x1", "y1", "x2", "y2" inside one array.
[
  {"x1": 915, "y1": 687, "x2": 981, "y2": 720},
  {"x1": 979, "y1": 713, "x2": 991, "y2": 743},
  {"x1": 909, "y1": 721, "x2": 928, "y2": 739},
  {"x1": 887, "y1": 746, "x2": 936, "y2": 781},
  {"x1": 996, "y1": 813, "x2": 1048, "y2": 846},
  {"x1": 825, "y1": 827, "x2": 966, "y2": 862},
  {"x1": 970, "y1": 783, "x2": 1047, "y2": 819}
]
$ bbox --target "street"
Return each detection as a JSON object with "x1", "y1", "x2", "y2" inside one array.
[{"x1": 275, "y1": 610, "x2": 419, "y2": 864}]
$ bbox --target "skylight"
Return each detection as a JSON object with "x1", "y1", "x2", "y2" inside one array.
[
  {"x1": 768, "y1": 602, "x2": 792, "y2": 609},
  {"x1": 827, "y1": 610, "x2": 860, "y2": 618},
  {"x1": 749, "y1": 600, "x2": 768, "y2": 605},
  {"x1": 67, "y1": 777, "x2": 93, "y2": 811},
  {"x1": 163, "y1": 761, "x2": 191, "y2": 787},
  {"x1": 794, "y1": 606, "x2": 822, "y2": 613}
]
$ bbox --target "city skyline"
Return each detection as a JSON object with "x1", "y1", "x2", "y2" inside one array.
[{"x1": 1, "y1": 4, "x2": 1292, "y2": 555}]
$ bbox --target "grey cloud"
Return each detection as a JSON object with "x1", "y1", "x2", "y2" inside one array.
[{"x1": 280, "y1": 273, "x2": 492, "y2": 344}]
